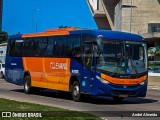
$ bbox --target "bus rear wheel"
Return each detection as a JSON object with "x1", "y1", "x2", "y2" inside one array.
[
  {"x1": 24, "y1": 75, "x2": 32, "y2": 94},
  {"x1": 72, "y1": 81, "x2": 81, "y2": 102}
]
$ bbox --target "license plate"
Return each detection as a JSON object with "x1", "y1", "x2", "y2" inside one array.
[{"x1": 119, "y1": 94, "x2": 128, "y2": 97}]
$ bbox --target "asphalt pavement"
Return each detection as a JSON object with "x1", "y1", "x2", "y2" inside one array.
[{"x1": 0, "y1": 79, "x2": 160, "y2": 120}]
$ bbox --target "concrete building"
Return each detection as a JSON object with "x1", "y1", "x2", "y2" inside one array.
[
  {"x1": 88, "y1": 0, "x2": 160, "y2": 47},
  {"x1": 0, "y1": 43, "x2": 7, "y2": 63},
  {"x1": 114, "y1": 0, "x2": 160, "y2": 47},
  {"x1": 88, "y1": 0, "x2": 120, "y2": 30}
]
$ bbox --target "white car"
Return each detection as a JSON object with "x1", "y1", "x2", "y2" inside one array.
[{"x1": 0, "y1": 63, "x2": 5, "y2": 79}]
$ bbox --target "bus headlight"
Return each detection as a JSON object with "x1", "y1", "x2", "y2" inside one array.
[
  {"x1": 140, "y1": 81, "x2": 145, "y2": 85},
  {"x1": 96, "y1": 75, "x2": 109, "y2": 84}
]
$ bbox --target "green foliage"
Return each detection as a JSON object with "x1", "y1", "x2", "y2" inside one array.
[
  {"x1": 155, "y1": 49, "x2": 160, "y2": 56},
  {"x1": 0, "y1": 98, "x2": 100, "y2": 120},
  {"x1": 0, "y1": 31, "x2": 8, "y2": 43}
]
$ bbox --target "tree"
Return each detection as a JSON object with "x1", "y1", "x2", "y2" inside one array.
[
  {"x1": 155, "y1": 49, "x2": 160, "y2": 56},
  {"x1": 148, "y1": 47, "x2": 156, "y2": 61},
  {"x1": 0, "y1": 31, "x2": 8, "y2": 43}
]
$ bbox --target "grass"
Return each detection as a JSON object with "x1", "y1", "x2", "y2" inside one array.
[{"x1": 0, "y1": 98, "x2": 100, "y2": 120}]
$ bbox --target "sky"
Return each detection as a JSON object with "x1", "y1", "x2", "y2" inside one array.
[{"x1": 2, "y1": 0, "x2": 97, "y2": 35}]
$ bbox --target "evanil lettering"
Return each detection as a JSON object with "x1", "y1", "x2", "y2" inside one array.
[{"x1": 50, "y1": 62, "x2": 68, "y2": 70}]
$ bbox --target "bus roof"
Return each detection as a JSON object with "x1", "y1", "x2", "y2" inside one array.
[
  {"x1": 69, "y1": 29, "x2": 144, "y2": 41},
  {"x1": 22, "y1": 28, "x2": 76, "y2": 38},
  {"x1": 9, "y1": 34, "x2": 22, "y2": 39},
  {"x1": 9, "y1": 28, "x2": 143, "y2": 41}
]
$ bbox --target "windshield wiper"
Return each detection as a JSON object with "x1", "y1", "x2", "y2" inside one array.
[
  {"x1": 112, "y1": 57, "x2": 125, "y2": 77},
  {"x1": 126, "y1": 47, "x2": 139, "y2": 77},
  {"x1": 128, "y1": 57, "x2": 139, "y2": 77}
]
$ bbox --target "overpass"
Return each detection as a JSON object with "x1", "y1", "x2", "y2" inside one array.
[{"x1": 87, "y1": 0, "x2": 120, "y2": 30}]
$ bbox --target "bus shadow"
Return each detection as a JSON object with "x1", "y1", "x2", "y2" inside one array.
[
  {"x1": 11, "y1": 89, "x2": 73, "y2": 100},
  {"x1": 11, "y1": 89, "x2": 158, "y2": 105},
  {"x1": 83, "y1": 96, "x2": 158, "y2": 105},
  {"x1": 122, "y1": 97, "x2": 159, "y2": 104}
]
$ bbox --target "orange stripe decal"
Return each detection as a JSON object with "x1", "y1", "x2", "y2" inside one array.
[
  {"x1": 22, "y1": 57, "x2": 71, "y2": 91},
  {"x1": 22, "y1": 28, "x2": 76, "y2": 38},
  {"x1": 101, "y1": 73, "x2": 147, "y2": 85}
]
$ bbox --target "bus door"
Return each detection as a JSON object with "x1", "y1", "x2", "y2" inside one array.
[{"x1": 82, "y1": 43, "x2": 95, "y2": 94}]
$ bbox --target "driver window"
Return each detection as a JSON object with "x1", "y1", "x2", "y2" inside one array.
[{"x1": 83, "y1": 44, "x2": 93, "y2": 70}]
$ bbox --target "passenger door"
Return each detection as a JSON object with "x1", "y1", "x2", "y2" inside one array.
[{"x1": 82, "y1": 43, "x2": 94, "y2": 94}]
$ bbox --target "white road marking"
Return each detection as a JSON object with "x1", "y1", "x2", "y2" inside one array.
[{"x1": 148, "y1": 86, "x2": 160, "y2": 90}]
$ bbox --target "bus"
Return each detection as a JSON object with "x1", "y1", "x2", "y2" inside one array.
[{"x1": 5, "y1": 28, "x2": 148, "y2": 102}]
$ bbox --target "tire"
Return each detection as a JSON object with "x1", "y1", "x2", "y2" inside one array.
[
  {"x1": 113, "y1": 96, "x2": 124, "y2": 103},
  {"x1": 71, "y1": 81, "x2": 81, "y2": 102},
  {"x1": 0, "y1": 71, "x2": 4, "y2": 79},
  {"x1": 24, "y1": 75, "x2": 32, "y2": 94},
  {"x1": 1, "y1": 73, "x2": 4, "y2": 79}
]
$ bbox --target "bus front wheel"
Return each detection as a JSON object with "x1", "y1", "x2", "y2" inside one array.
[
  {"x1": 24, "y1": 75, "x2": 31, "y2": 94},
  {"x1": 72, "y1": 81, "x2": 81, "y2": 102}
]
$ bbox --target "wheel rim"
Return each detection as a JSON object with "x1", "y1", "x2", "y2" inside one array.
[
  {"x1": 73, "y1": 85, "x2": 79, "y2": 97},
  {"x1": 25, "y1": 80, "x2": 29, "y2": 92}
]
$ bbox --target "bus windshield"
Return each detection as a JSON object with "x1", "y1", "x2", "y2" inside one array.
[{"x1": 96, "y1": 38, "x2": 147, "y2": 75}]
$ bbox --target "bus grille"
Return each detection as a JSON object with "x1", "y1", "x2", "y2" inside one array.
[
  {"x1": 111, "y1": 90, "x2": 137, "y2": 96},
  {"x1": 110, "y1": 84, "x2": 138, "y2": 89}
]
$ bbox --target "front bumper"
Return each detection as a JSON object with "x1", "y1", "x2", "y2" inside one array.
[{"x1": 90, "y1": 80, "x2": 148, "y2": 97}]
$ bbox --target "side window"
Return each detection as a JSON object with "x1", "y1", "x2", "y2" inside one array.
[
  {"x1": 7, "y1": 38, "x2": 13, "y2": 55},
  {"x1": 30, "y1": 37, "x2": 47, "y2": 57},
  {"x1": 14, "y1": 39, "x2": 24, "y2": 57},
  {"x1": 54, "y1": 36, "x2": 67, "y2": 57},
  {"x1": 52, "y1": 38, "x2": 58, "y2": 57},
  {"x1": 54, "y1": 37, "x2": 60, "y2": 57},
  {"x1": 83, "y1": 44, "x2": 93, "y2": 70},
  {"x1": 23, "y1": 38, "x2": 31, "y2": 56},
  {"x1": 9, "y1": 40, "x2": 15, "y2": 56},
  {"x1": 67, "y1": 35, "x2": 81, "y2": 61},
  {"x1": 29, "y1": 38, "x2": 38, "y2": 57},
  {"x1": 45, "y1": 37, "x2": 54, "y2": 56},
  {"x1": 38, "y1": 37, "x2": 48, "y2": 57},
  {"x1": 83, "y1": 34, "x2": 95, "y2": 43},
  {"x1": 139, "y1": 47, "x2": 144, "y2": 61}
]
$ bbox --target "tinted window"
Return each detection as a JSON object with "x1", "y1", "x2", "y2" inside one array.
[
  {"x1": 37, "y1": 37, "x2": 48, "y2": 56},
  {"x1": 7, "y1": 39, "x2": 13, "y2": 55},
  {"x1": 44, "y1": 37, "x2": 54, "y2": 56},
  {"x1": 30, "y1": 38, "x2": 39, "y2": 56},
  {"x1": 67, "y1": 35, "x2": 81, "y2": 61},
  {"x1": 9, "y1": 39, "x2": 15, "y2": 56},
  {"x1": 8, "y1": 35, "x2": 81, "y2": 58},
  {"x1": 23, "y1": 38, "x2": 32, "y2": 56},
  {"x1": 54, "y1": 36, "x2": 67, "y2": 57},
  {"x1": 15, "y1": 40, "x2": 24, "y2": 56},
  {"x1": 9, "y1": 39, "x2": 24, "y2": 57}
]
